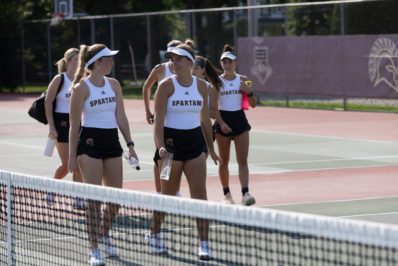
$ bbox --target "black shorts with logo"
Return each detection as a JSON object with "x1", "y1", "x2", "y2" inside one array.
[
  {"x1": 77, "y1": 127, "x2": 123, "y2": 159},
  {"x1": 157, "y1": 126, "x2": 206, "y2": 162},
  {"x1": 53, "y1": 112, "x2": 69, "y2": 143}
]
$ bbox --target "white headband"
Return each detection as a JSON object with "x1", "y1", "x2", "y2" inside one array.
[
  {"x1": 166, "y1": 46, "x2": 175, "y2": 53},
  {"x1": 165, "y1": 47, "x2": 194, "y2": 62},
  {"x1": 220, "y1": 51, "x2": 237, "y2": 60},
  {"x1": 84, "y1": 47, "x2": 119, "y2": 70}
]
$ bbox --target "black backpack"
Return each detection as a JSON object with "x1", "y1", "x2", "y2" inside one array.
[{"x1": 28, "y1": 74, "x2": 64, "y2": 125}]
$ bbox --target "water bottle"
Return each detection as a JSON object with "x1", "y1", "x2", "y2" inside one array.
[
  {"x1": 43, "y1": 137, "x2": 56, "y2": 157},
  {"x1": 241, "y1": 80, "x2": 252, "y2": 110},
  {"x1": 123, "y1": 151, "x2": 140, "y2": 170},
  {"x1": 160, "y1": 149, "x2": 173, "y2": 180}
]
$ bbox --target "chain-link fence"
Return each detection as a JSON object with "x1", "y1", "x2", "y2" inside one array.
[
  {"x1": 21, "y1": 2, "x2": 356, "y2": 87},
  {"x1": 21, "y1": 0, "x2": 391, "y2": 94}
]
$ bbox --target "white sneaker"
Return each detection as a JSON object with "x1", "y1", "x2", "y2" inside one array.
[
  {"x1": 72, "y1": 197, "x2": 86, "y2": 210},
  {"x1": 45, "y1": 192, "x2": 55, "y2": 206},
  {"x1": 88, "y1": 248, "x2": 104, "y2": 266},
  {"x1": 145, "y1": 232, "x2": 167, "y2": 254},
  {"x1": 222, "y1": 192, "x2": 235, "y2": 204},
  {"x1": 100, "y1": 235, "x2": 117, "y2": 257},
  {"x1": 241, "y1": 192, "x2": 256, "y2": 206},
  {"x1": 198, "y1": 241, "x2": 211, "y2": 260}
]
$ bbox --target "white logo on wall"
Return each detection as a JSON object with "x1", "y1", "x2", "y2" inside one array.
[
  {"x1": 368, "y1": 37, "x2": 398, "y2": 93},
  {"x1": 251, "y1": 46, "x2": 273, "y2": 85}
]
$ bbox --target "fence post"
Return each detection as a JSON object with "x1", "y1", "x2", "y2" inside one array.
[
  {"x1": 47, "y1": 22, "x2": 52, "y2": 82},
  {"x1": 340, "y1": 4, "x2": 347, "y2": 111},
  {"x1": 110, "y1": 17, "x2": 115, "y2": 78},
  {"x1": 20, "y1": 22, "x2": 26, "y2": 93},
  {"x1": 77, "y1": 17, "x2": 81, "y2": 45},
  {"x1": 90, "y1": 19, "x2": 95, "y2": 44},
  {"x1": 233, "y1": 10, "x2": 237, "y2": 50}
]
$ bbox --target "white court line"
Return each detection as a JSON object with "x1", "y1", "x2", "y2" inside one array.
[
  {"x1": 123, "y1": 163, "x2": 398, "y2": 183},
  {"x1": 259, "y1": 196, "x2": 398, "y2": 208},
  {"x1": 207, "y1": 162, "x2": 398, "y2": 176},
  {"x1": 252, "y1": 129, "x2": 398, "y2": 144},
  {"x1": 0, "y1": 140, "x2": 42, "y2": 150},
  {"x1": 241, "y1": 155, "x2": 398, "y2": 167},
  {"x1": 340, "y1": 212, "x2": 398, "y2": 218}
]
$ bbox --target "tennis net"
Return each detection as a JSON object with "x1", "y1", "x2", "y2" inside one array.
[{"x1": 1, "y1": 170, "x2": 398, "y2": 265}]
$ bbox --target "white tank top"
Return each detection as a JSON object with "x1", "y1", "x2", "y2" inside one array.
[
  {"x1": 218, "y1": 74, "x2": 242, "y2": 111},
  {"x1": 165, "y1": 76, "x2": 203, "y2": 130},
  {"x1": 81, "y1": 77, "x2": 117, "y2": 129},
  {"x1": 54, "y1": 73, "x2": 72, "y2": 113}
]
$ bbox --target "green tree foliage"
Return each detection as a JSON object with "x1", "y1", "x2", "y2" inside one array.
[
  {"x1": 2, "y1": 0, "x2": 397, "y2": 90},
  {"x1": 344, "y1": 0, "x2": 398, "y2": 35},
  {"x1": 0, "y1": 1, "x2": 53, "y2": 91},
  {"x1": 287, "y1": 0, "x2": 337, "y2": 36}
]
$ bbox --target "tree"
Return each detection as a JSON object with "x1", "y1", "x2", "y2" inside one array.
[
  {"x1": 0, "y1": 1, "x2": 52, "y2": 91},
  {"x1": 287, "y1": 0, "x2": 337, "y2": 36},
  {"x1": 344, "y1": 1, "x2": 398, "y2": 35}
]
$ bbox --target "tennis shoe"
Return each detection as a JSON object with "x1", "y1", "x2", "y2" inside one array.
[
  {"x1": 198, "y1": 241, "x2": 211, "y2": 260},
  {"x1": 88, "y1": 248, "x2": 104, "y2": 266},
  {"x1": 72, "y1": 197, "x2": 86, "y2": 210},
  {"x1": 241, "y1": 192, "x2": 256, "y2": 206},
  {"x1": 145, "y1": 232, "x2": 167, "y2": 254},
  {"x1": 100, "y1": 235, "x2": 117, "y2": 257},
  {"x1": 222, "y1": 192, "x2": 235, "y2": 204}
]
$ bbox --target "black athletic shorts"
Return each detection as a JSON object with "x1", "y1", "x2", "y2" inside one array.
[
  {"x1": 53, "y1": 112, "x2": 69, "y2": 143},
  {"x1": 154, "y1": 126, "x2": 206, "y2": 162},
  {"x1": 214, "y1": 110, "x2": 251, "y2": 137},
  {"x1": 77, "y1": 127, "x2": 123, "y2": 159}
]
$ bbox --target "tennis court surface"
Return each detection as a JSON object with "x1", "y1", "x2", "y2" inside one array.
[{"x1": 1, "y1": 95, "x2": 398, "y2": 265}]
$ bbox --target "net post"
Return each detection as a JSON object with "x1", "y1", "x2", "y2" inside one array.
[{"x1": 5, "y1": 172, "x2": 13, "y2": 266}]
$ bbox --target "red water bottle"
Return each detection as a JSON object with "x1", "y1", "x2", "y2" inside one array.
[{"x1": 241, "y1": 80, "x2": 252, "y2": 110}]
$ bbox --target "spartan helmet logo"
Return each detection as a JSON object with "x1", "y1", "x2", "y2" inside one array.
[{"x1": 368, "y1": 38, "x2": 398, "y2": 93}]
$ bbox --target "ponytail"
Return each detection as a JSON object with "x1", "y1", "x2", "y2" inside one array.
[
  {"x1": 204, "y1": 58, "x2": 223, "y2": 91},
  {"x1": 73, "y1": 45, "x2": 89, "y2": 86},
  {"x1": 55, "y1": 47, "x2": 79, "y2": 74},
  {"x1": 175, "y1": 39, "x2": 195, "y2": 60},
  {"x1": 223, "y1": 44, "x2": 234, "y2": 53},
  {"x1": 56, "y1": 58, "x2": 67, "y2": 74}
]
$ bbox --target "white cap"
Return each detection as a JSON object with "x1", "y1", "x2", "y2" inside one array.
[
  {"x1": 164, "y1": 47, "x2": 194, "y2": 62},
  {"x1": 220, "y1": 51, "x2": 237, "y2": 60},
  {"x1": 85, "y1": 47, "x2": 119, "y2": 70}
]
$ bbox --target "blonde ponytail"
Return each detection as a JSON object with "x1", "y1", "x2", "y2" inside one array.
[
  {"x1": 56, "y1": 58, "x2": 67, "y2": 73},
  {"x1": 56, "y1": 48, "x2": 79, "y2": 74},
  {"x1": 73, "y1": 45, "x2": 89, "y2": 86}
]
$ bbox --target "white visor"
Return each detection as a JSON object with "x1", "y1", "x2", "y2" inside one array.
[
  {"x1": 166, "y1": 46, "x2": 175, "y2": 53},
  {"x1": 220, "y1": 51, "x2": 237, "y2": 60},
  {"x1": 165, "y1": 47, "x2": 194, "y2": 62},
  {"x1": 85, "y1": 47, "x2": 119, "y2": 70}
]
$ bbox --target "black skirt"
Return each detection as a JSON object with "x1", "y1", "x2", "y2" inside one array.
[
  {"x1": 53, "y1": 112, "x2": 69, "y2": 143},
  {"x1": 160, "y1": 126, "x2": 206, "y2": 161},
  {"x1": 214, "y1": 110, "x2": 251, "y2": 137},
  {"x1": 77, "y1": 127, "x2": 123, "y2": 159}
]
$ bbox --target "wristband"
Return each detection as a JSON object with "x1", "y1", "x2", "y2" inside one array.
[
  {"x1": 127, "y1": 141, "x2": 135, "y2": 147},
  {"x1": 247, "y1": 91, "x2": 254, "y2": 97}
]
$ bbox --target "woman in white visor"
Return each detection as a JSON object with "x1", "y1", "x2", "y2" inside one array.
[{"x1": 215, "y1": 44, "x2": 257, "y2": 206}]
